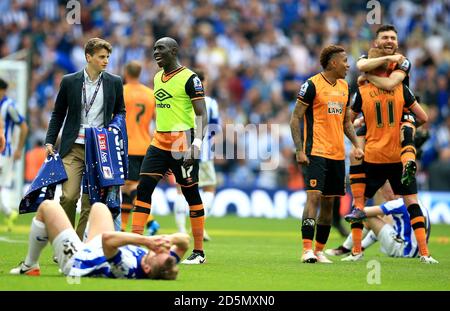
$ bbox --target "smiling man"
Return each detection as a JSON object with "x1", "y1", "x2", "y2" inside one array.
[
  {"x1": 130, "y1": 37, "x2": 208, "y2": 265},
  {"x1": 357, "y1": 24, "x2": 411, "y2": 88},
  {"x1": 45, "y1": 38, "x2": 125, "y2": 238},
  {"x1": 290, "y1": 45, "x2": 364, "y2": 264}
]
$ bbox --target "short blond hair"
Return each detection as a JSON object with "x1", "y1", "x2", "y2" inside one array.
[
  {"x1": 148, "y1": 254, "x2": 178, "y2": 280},
  {"x1": 368, "y1": 47, "x2": 385, "y2": 58}
]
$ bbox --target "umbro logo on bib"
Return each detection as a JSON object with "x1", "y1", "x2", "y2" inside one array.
[{"x1": 154, "y1": 89, "x2": 173, "y2": 101}]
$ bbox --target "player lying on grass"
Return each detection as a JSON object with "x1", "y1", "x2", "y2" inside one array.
[
  {"x1": 10, "y1": 200, "x2": 190, "y2": 279},
  {"x1": 326, "y1": 182, "x2": 438, "y2": 263}
]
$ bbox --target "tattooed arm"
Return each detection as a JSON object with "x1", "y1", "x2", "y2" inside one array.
[{"x1": 290, "y1": 99, "x2": 310, "y2": 165}]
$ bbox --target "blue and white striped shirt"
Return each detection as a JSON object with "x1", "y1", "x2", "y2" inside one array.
[
  {"x1": 380, "y1": 199, "x2": 430, "y2": 257},
  {"x1": 69, "y1": 236, "x2": 148, "y2": 279},
  {"x1": 200, "y1": 96, "x2": 220, "y2": 162},
  {"x1": 68, "y1": 235, "x2": 180, "y2": 279},
  {"x1": 0, "y1": 96, "x2": 24, "y2": 157}
]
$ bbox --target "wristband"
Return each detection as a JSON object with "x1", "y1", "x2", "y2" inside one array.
[{"x1": 192, "y1": 138, "x2": 202, "y2": 149}]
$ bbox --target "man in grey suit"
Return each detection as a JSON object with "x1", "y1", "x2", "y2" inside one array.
[{"x1": 45, "y1": 38, "x2": 125, "y2": 238}]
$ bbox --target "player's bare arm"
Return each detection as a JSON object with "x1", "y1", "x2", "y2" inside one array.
[
  {"x1": 350, "y1": 110, "x2": 361, "y2": 123},
  {"x1": 357, "y1": 52, "x2": 405, "y2": 71},
  {"x1": 363, "y1": 205, "x2": 392, "y2": 218},
  {"x1": 102, "y1": 231, "x2": 170, "y2": 258},
  {"x1": 344, "y1": 108, "x2": 364, "y2": 160},
  {"x1": 366, "y1": 70, "x2": 406, "y2": 91},
  {"x1": 289, "y1": 99, "x2": 309, "y2": 165},
  {"x1": 183, "y1": 98, "x2": 207, "y2": 169},
  {"x1": 357, "y1": 55, "x2": 392, "y2": 72},
  {"x1": 192, "y1": 98, "x2": 207, "y2": 142},
  {"x1": 13, "y1": 122, "x2": 29, "y2": 161},
  {"x1": 167, "y1": 233, "x2": 190, "y2": 259},
  {"x1": 409, "y1": 101, "x2": 429, "y2": 127}
]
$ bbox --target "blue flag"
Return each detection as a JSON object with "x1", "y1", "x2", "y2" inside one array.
[
  {"x1": 83, "y1": 114, "x2": 128, "y2": 218},
  {"x1": 19, "y1": 153, "x2": 68, "y2": 214}
]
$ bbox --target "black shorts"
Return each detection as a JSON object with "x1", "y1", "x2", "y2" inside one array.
[
  {"x1": 304, "y1": 155, "x2": 345, "y2": 196},
  {"x1": 127, "y1": 155, "x2": 144, "y2": 181},
  {"x1": 140, "y1": 145, "x2": 199, "y2": 186},
  {"x1": 364, "y1": 162, "x2": 417, "y2": 198}
]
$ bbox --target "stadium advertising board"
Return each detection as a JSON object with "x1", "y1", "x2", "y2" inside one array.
[{"x1": 150, "y1": 187, "x2": 450, "y2": 224}]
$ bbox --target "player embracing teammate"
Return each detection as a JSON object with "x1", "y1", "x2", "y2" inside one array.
[{"x1": 344, "y1": 25, "x2": 438, "y2": 263}]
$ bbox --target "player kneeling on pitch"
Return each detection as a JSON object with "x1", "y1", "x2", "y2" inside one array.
[{"x1": 10, "y1": 200, "x2": 190, "y2": 279}]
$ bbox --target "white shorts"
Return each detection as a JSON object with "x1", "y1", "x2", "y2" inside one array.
[
  {"x1": 198, "y1": 160, "x2": 216, "y2": 187},
  {"x1": 378, "y1": 224, "x2": 405, "y2": 257},
  {"x1": 52, "y1": 228, "x2": 83, "y2": 275},
  {"x1": 67, "y1": 235, "x2": 104, "y2": 277},
  {"x1": 0, "y1": 155, "x2": 14, "y2": 187}
]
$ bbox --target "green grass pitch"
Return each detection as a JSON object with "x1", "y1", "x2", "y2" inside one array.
[{"x1": 0, "y1": 213, "x2": 449, "y2": 291}]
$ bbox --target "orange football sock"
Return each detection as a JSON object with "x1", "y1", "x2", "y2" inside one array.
[
  {"x1": 315, "y1": 242, "x2": 325, "y2": 253},
  {"x1": 401, "y1": 146, "x2": 416, "y2": 167},
  {"x1": 411, "y1": 216, "x2": 429, "y2": 256},
  {"x1": 349, "y1": 165, "x2": 366, "y2": 210},
  {"x1": 131, "y1": 200, "x2": 151, "y2": 235},
  {"x1": 351, "y1": 227, "x2": 363, "y2": 254},
  {"x1": 189, "y1": 204, "x2": 205, "y2": 250},
  {"x1": 303, "y1": 239, "x2": 312, "y2": 251}
]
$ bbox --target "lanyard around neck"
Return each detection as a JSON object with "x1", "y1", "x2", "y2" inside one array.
[{"x1": 82, "y1": 74, "x2": 103, "y2": 118}]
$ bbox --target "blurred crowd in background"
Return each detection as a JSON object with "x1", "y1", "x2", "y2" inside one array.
[{"x1": 0, "y1": 0, "x2": 449, "y2": 190}]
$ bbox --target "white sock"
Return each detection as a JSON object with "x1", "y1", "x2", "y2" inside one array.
[
  {"x1": 174, "y1": 193, "x2": 188, "y2": 233},
  {"x1": 362, "y1": 230, "x2": 378, "y2": 249},
  {"x1": 200, "y1": 190, "x2": 215, "y2": 216},
  {"x1": 25, "y1": 217, "x2": 49, "y2": 267},
  {"x1": 343, "y1": 232, "x2": 353, "y2": 250}
]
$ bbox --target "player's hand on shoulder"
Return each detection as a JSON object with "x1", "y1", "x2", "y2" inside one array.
[
  {"x1": 353, "y1": 117, "x2": 365, "y2": 128},
  {"x1": 357, "y1": 74, "x2": 368, "y2": 86},
  {"x1": 397, "y1": 55, "x2": 406, "y2": 65},
  {"x1": 388, "y1": 54, "x2": 404, "y2": 64},
  {"x1": 296, "y1": 150, "x2": 309, "y2": 165}
]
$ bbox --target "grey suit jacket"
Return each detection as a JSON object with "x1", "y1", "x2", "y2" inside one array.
[{"x1": 45, "y1": 70, "x2": 126, "y2": 158}]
